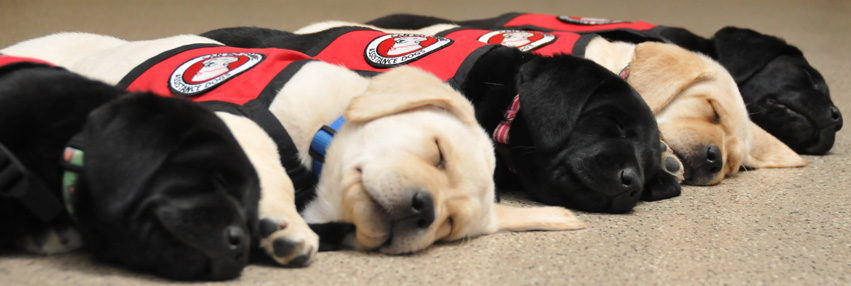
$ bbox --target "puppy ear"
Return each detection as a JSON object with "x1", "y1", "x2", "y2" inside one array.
[
  {"x1": 629, "y1": 42, "x2": 707, "y2": 113},
  {"x1": 516, "y1": 55, "x2": 627, "y2": 150},
  {"x1": 80, "y1": 95, "x2": 177, "y2": 220},
  {"x1": 344, "y1": 66, "x2": 479, "y2": 128},
  {"x1": 712, "y1": 27, "x2": 803, "y2": 83},
  {"x1": 743, "y1": 121, "x2": 808, "y2": 168},
  {"x1": 81, "y1": 94, "x2": 238, "y2": 220},
  {"x1": 490, "y1": 204, "x2": 585, "y2": 233}
]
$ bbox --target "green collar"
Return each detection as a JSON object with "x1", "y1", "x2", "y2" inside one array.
[{"x1": 60, "y1": 146, "x2": 84, "y2": 220}]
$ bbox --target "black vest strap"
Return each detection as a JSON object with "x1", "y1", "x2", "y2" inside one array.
[
  {"x1": 116, "y1": 43, "x2": 223, "y2": 89},
  {"x1": 0, "y1": 60, "x2": 66, "y2": 222},
  {"x1": 0, "y1": 142, "x2": 64, "y2": 222},
  {"x1": 194, "y1": 59, "x2": 319, "y2": 210},
  {"x1": 119, "y1": 46, "x2": 319, "y2": 209}
]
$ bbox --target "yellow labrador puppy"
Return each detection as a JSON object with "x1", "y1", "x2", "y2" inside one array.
[
  {"x1": 3, "y1": 33, "x2": 584, "y2": 259},
  {"x1": 584, "y1": 40, "x2": 807, "y2": 185},
  {"x1": 294, "y1": 22, "x2": 807, "y2": 186}
]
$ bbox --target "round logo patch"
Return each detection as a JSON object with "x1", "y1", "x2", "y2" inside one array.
[
  {"x1": 477, "y1": 30, "x2": 556, "y2": 52},
  {"x1": 169, "y1": 53, "x2": 264, "y2": 96},
  {"x1": 365, "y1": 34, "x2": 453, "y2": 68},
  {"x1": 557, "y1": 15, "x2": 625, "y2": 25}
]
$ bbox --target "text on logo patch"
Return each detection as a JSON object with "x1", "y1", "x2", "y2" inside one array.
[
  {"x1": 364, "y1": 34, "x2": 452, "y2": 68},
  {"x1": 169, "y1": 52, "x2": 264, "y2": 96}
]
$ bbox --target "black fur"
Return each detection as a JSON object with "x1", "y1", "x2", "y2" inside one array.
[
  {"x1": 709, "y1": 27, "x2": 841, "y2": 154},
  {"x1": 463, "y1": 51, "x2": 666, "y2": 212},
  {"x1": 0, "y1": 62, "x2": 260, "y2": 280},
  {"x1": 593, "y1": 27, "x2": 841, "y2": 155},
  {"x1": 367, "y1": 14, "x2": 458, "y2": 30},
  {"x1": 202, "y1": 27, "x2": 679, "y2": 213},
  {"x1": 368, "y1": 13, "x2": 843, "y2": 155}
]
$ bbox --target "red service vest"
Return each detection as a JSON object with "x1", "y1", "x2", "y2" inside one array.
[
  {"x1": 304, "y1": 28, "x2": 501, "y2": 88},
  {"x1": 498, "y1": 13, "x2": 659, "y2": 33},
  {"x1": 434, "y1": 27, "x2": 598, "y2": 57},
  {"x1": 119, "y1": 45, "x2": 312, "y2": 106},
  {"x1": 0, "y1": 54, "x2": 55, "y2": 69},
  {"x1": 116, "y1": 45, "x2": 317, "y2": 198}
]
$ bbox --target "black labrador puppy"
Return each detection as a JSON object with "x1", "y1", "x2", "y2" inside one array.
[
  {"x1": 202, "y1": 27, "x2": 680, "y2": 214},
  {"x1": 0, "y1": 57, "x2": 259, "y2": 280},
  {"x1": 367, "y1": 13, "x2": 843, "y2": 155}
]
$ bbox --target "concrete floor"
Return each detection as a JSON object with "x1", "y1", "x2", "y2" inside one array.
[{"x1": 1, "y1": 0, "x2": 849, "y2": 285}]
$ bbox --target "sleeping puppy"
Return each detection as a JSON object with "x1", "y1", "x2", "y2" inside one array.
[
  {"x1": 307, "y1": 22, "x2": 809, "y2": 186},
  {"x1": 0, "y1": 55, "x2": 260, "y2": 280},
  {"x1": 366, "y1": 13, "x2": 842, "y2": 155},
  {"x1": 663, "y1": 27, "x2": 842, "y2": 155},
  {"x1": 201, "y1": 26, "x2": 679, "y2": 213},
  {"x1": 3, "y1": 33, "x2": 585, "y2": 256},
  {"x1": 586, "y1": 40, "x2": 808, "y2": 185}
]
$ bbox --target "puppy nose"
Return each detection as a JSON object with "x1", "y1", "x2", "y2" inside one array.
[
  {"x1": 829, "y1": 106, "x2": 842, "y2": 131},
  {"x1": 225, "y1": 225, "x2": 245, "y2": 248},
  {"x1": 401, "y1": 190, "x2": 435, "y2": 229},
  {"x1": 209, "y1": 225, "x2": 249, "y2": 280},
  {"x1": 607, "y1": 167, "x2": 642, "y2": 213},
  {"x1": 620, "y1": 168, "x2": 640, "y2": 188},
  {"x1": 703, "y1": 145, "x2": 723, "y2": 175}
]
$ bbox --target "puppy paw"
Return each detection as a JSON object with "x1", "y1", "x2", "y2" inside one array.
[
  {"x1": 17, "y1": 224, "x2": 83, "y2": 255},
  {"x1": 660, "y1": 139, "x2": 684, "y2": 182},
  {"x1": 541, "y1": 207, "x2": 587, "y2": 230},
  {"x1": 258, "y1": 218, "x2": 319, "y2": 267}
]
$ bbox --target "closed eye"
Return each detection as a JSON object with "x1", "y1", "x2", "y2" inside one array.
[
  {"x1": 436, "y1": 139, "x2": 445, "y2": 169},
  {"x1": 605, "y1": 116, "x2": 627, "y2": 138},
  {"x1": 708, "y1": 100, "x2": 721, "y2": 124},
  {"x1": 803, "y1": 68, "x2": 830, "y2": 94},
  {"x1": 589, "y1": 112, "x2": 627, "y2": 138},
  {"x1": 212, "y1": 172, "x2": 229, "y2": 192}
]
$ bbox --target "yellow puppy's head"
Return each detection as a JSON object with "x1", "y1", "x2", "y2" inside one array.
[
  {"x1": 312, "y1": 66, "x2": 584, "y2": 254},
  {"x1": 628, "y1": 42, "x2": 806, "y2": 185}
]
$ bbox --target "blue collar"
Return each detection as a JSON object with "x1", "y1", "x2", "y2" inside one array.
[{"x1": 309, "y1": 116, "x2": 346, "y2": 179}]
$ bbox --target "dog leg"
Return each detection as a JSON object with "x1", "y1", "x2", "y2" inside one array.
[
  {"x1": 217, "y1": 112, "x2": 319, "y2": 266},
  {"x1": 255, "y1": 169, "x2": 319, "y2": 266},
  {"x1": 256, "y1": 183, "x2": 319, "y2": 266},
  {"x1": 492, "y1": 204, "x2": 586, "y2": 232},
  {"x1": 17, "y1": 224, "x2": 83, "y2": 255}
]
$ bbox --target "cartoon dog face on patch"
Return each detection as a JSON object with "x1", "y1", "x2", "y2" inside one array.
[
  {"x1": 387, "y1": 36, "x2": 428, "y2": 55},
  {"x1": 192, "y1": 56, "x2": 239, "y2": 82},
  {"x1": 500, "y1": 32, "x2": 535, "y2": 47}
]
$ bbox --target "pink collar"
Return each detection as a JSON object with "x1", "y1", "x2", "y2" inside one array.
[
  {"x1": 492, "y1": 95, "x2": 521, "y2": 144},
  {"x1": 617, "y1": 62, "x2": 631, "y2": 80}
]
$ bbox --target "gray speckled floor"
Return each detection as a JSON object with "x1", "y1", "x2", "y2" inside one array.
[{"x1": 1, "y1": 0, "x2": 849, "y2": 285}]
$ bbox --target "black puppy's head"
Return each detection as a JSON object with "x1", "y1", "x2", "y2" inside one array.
[
  {"x1": 71, "y1": 94, "x2": 259, "y2": 280},
  {"x1": 507, "y1": 55, "x2": 671, "y2": 213},
  {"x1": 713, "y1": 27, "x2": 842, "y2": 154}
]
